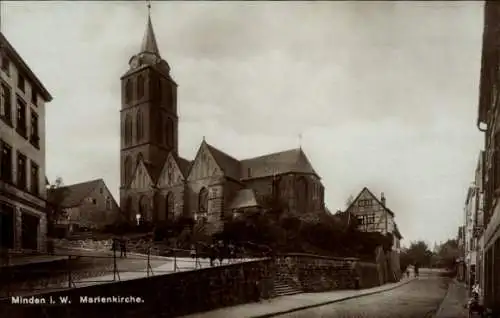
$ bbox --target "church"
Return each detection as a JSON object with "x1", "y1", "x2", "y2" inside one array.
[{"x1": 120, "y1": 13, "x2": 326, "y2": 233}]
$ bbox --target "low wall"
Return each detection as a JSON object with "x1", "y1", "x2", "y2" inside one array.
[
  {"x1": 275, "y1": 253, "x2": 382, "y2": 292},
  {"x1": 0, "y1": 258, "x2": 273, "y2": 318}
]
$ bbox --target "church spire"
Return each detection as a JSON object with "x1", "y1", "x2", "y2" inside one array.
[{"x1": 141, "y1": 1, "x2": 160, "y2": 56}]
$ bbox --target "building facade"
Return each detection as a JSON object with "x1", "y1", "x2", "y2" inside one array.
[
  {"x1": 47, "y1": 179, "x2": 120, "y2": 236},
  {"x1": 0, "y1": 32, "x2": 52, "y2": 252},
  {"x1": 476, "y1": 1, "x2": 500, "y2": 311},
  {"x1": 119, "y1": 14, "x2": 326, "y2": 233},
  {"x1": 344, "y1": 187, "x2": 403, "y2": 252}
]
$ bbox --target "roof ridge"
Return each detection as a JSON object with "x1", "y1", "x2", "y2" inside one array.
[
  {"x1": 240, "y1": 147, "x2": 301, "y2": 162},
  {"x1": 205, "y1": 142, "x2": 240, "y2": 163},
  {"x1": 56, "y1": 178, "x2": 103, "y2": 190}
]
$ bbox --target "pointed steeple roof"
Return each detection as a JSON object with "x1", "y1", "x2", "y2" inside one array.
[{"x1": 141, "y1": 14, "x2": 160, "y2": 56}]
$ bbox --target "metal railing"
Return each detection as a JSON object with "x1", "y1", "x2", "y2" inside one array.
[{"x1": 0, "y1": 243, "x2": 261, "y2": 299}]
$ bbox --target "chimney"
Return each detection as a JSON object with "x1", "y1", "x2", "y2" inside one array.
[{"x1": 381, "y1": 192, "x2": 386, "y2": 206}]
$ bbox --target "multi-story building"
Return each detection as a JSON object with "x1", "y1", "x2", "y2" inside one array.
[
  {"x1": 457, "y1": 225, "x2": 466, "y2": 282},
  {"x1": 476, "y1": 1, "x2": 500, "y2": 311},
  {"x1": 344, "y1": 187, "x2": 403, "y2": 251},
  {"x1": 464, "y1": 181, "x2": 480, "y2": 289},
  {"x1": 0, "y1": 32, "x2": 52, "y2": 252},
  {"x1": 343, "y1": 187, "x2": 403, "y2": 281},
  {"x1": 47, "y1": 179, "x2": 120, "y2": 236}
]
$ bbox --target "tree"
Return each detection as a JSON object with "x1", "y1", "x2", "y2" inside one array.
[
  {"x1": 46, "y1": 177, "x2": 69, "y2": 237},
  {"x1": 401, "y1": 240, "x2": 433, "y2": 268},
  {"x1": 435, "y1": 239, "x2": 460, "y2": 269},
  {"x1": 345, "y1": 195, "x2": 355, "y2": 208}
]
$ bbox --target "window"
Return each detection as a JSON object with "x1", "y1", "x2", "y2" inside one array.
[
  {"x1": 296, "y1": 177, "x2": 308, "y2": 213},
  {"x1": 358, "y1": 199, "x2": 373, "y2": 207},
  {"x1": 124, "y1": 156, "x2": 132, "y2": 184},
  {"x1": 16, "y1": 98, "x2": 27, "y2": 138},
  {"x1": 1, "y1": 53, "x2": 10, "y2": 76},
  {"x1": 30, "y1": 161, "x2": 39, "y2": 195},
  {"x1": 166, "y1": 117, "x2": 174, "y2": 147},
  {"x1": 1, "y1": 83, "x2": 12, "y2": 125},
  {"x1": 99, "y1": 188, "x2": 103, "y2": 194},
  {"x1": 357, "y1": 216, "x2": 365, "y2": 225},
  {"x1": 366, "y1": 214, "x2": 375, "y2": 224},
  {"x1": 106, "y1": 197, "x2": 112, "y2": 210},
  {"x1": 17, "y1": 73, "x2": 25, "y2": 92},
  {"x1": 0, "y1": 141, "x2": 13, "y2": 182},
  {"x1": 30, "y1": 111, "x2": 39, "y2": 148},
  {"x1": 17, "y1": 152, "x2": 27, "y2": 190},
  {"x1": 136, "y1": 110, "x2": 143, "y2": 141},
  {"x1": 124, "y1": 114, "x2": 132, "y2": 145},
  {"x1": 137, "y1": 75, "x2": 145, "y2": 99},
  {"x1": 31, "y1": 88, "x2": 37, "y2": 106},
  {"x1": 198, "y1": 187, "x2": 208, "y2": 214},
  {"x1": 125, "y1": 79, "x2": 132, "y2": 103},
  {"x1": 166, "y1": 192, "x2": 174, "y2": 220}
]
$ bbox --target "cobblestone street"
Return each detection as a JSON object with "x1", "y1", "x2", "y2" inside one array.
[{"x1": 276, "y1": 275, "x2": 449, "y2": 318}]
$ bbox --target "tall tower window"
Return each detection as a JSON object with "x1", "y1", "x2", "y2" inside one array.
[
  {"x1": 136, "y1": 110, "x2": 144, "y2": 142},
  {"x1": 124, "y1": 114, "x2": 132, "y2": 145},
  {"x1": 296, "y1": 176, "x2": 308, "y2": 213},
  {"x1": 166, "y1": 117, "x2": 174, "y2": 148},
  {"x1": 124, "y1": 156, "x2": 132, "y2": 184},
  {"x1": 137, "y1": 75, "x2": 145, "y2": 99},
  {"x1": 198, "y1": 187, "x2": 208, "y2": 216},
  {"x1": 125, "y1": 79, "x2": 132, "y2": 104}
]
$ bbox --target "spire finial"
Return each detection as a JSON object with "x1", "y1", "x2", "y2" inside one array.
[
  {"x1": 147, "y1": 0, "x2": 152, "y2": 16},
  {"x1": 298, "y1": 133, "x2": 303, "y2": 149}
]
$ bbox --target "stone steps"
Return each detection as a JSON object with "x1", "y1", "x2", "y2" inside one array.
[{"x1": 273, "y1": 279, "x2": 302, "y2": 297}]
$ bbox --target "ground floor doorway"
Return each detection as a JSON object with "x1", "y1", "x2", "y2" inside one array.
[
  {"x1": 21, "y1": 211, "x2": 39, "y2": 250},
  {"x1": 0, "y1": 202, "x2": 14, "y2": 249}
]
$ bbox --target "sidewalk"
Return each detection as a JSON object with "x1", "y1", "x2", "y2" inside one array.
[
  {"x1": 434, "y1": 279, "x2": 468, "y2": 318},
  {"x1": 182, "y1": 277, "x2": 415, "y2": 318}
]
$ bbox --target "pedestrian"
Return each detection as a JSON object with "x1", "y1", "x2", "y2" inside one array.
[
  {"x1": 120, "y1": 237, "x2": 127, "y2": 258},
  {"x1": 414, "y1": 262, "x2": 419, "y2": 278},
  {"x1": 406, "y1": 269, "x2": 410, "y2": 278},
  {"x1": 217, "y1": 241, "x2": 225, "y2": 265},
  {"x1": 228, "y1": 243, "x2": 235, "y2": 263},
  {"x1": 190, "y1": 244, "x2": 196, "y2": 259},
  {"x1": 111, "y1": 238, "x2": 118, "y2": 254},
  {"x1": 209, "y1": 244, "x2": 216, "y2": 267},
  {"x1": 254, "y1": 280, "x2": 261, "y2": 302}
]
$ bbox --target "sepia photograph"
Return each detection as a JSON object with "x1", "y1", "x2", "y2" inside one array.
[{"x1": 0, "y1": 1, "x2": 496, "y2": 317}]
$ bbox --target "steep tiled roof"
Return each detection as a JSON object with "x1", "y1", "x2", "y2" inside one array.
[
  {"x1": 240, "y1": 148, "x2": 317, "y2": 179},
  {"x1": 205, "y1": 142, "x2": 241, "y2": 180},
  {"x1": 345, "y1": 187, "x2": 395, "y2": 217},
  {"x1": 176, "y1": 156, "x2": 192, "y2": 177},
  {"x1": 228, "y1": 189, "x2": 260, "y2": 210},
  {"x1": 47, "y1": 179, "x2": 102, "y2": 208}
]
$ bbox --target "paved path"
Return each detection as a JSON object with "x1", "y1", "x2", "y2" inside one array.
[
  {"x1": 434, "y1": 279, "x2": 468, "y2": 318},
  {"x1": 182, "y1": 277, "x2": 416, "y2": 318},
  {"x1": 273, "y1": 275, "x2": 448, "y2": 318}
]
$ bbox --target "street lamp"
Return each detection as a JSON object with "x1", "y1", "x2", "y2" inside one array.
[{"x1": 135, "y1": 213, "x2": 141, "y2": 226}]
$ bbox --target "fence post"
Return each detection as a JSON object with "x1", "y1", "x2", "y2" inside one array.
[{"x1": 67, "y1": 255, "x2": 72, "y2": 288}]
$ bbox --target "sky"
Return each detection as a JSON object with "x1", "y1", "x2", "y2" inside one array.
[{"x1": 1, "y1": 1, "x2": 485, "y2": 246}]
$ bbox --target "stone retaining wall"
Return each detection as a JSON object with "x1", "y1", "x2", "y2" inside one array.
[{"x1": 274, "y1": 253, "x2": 382, "y2": 292}]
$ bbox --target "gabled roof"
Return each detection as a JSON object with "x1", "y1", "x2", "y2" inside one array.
[
  {"x1": 176, "y1": 156, "x2": 192, "y2": 177},
  {"x1": 240, "y1": 148, "x2": 318, "y2": 179},
  {"x1": 204, "y1": 141, "x2": 241, "y2": 180},
  {"x1": 47, "y1": 179, "x2": 103, "y2": 208},
  {"x1": 228, "y1": 189, "x2": 260, "y2": 210},
  {"x1": 345, "y1": 187, "x2": 395, "y2": 217}
]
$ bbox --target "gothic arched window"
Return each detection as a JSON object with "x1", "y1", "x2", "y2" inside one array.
[
  {"x1": 124, "y1": 156, "x2": 132, "y2": 184},
  {"x1": 124, "y1": 114, "x2": 132, "y2": 145},
  {"x1": 198, "y1": 187, "x2": 208, "y2": 214},
  {"x1": 136, "y1": 110, "x2": 144, "y2": 142},
  {"x1": 296, "y1": 176, "x2": 308, "y2": 213},
  {"x1": 137, "y1": 75, "x2": 145, "y2": 99},
  {"x1": 166, "y1": 192, "x2": 174, "y2": 220},
  {"x1": 125, "y1": 79, "x2": 132, "y2": 103},
  {"x1": 166, "y1": 117, "x2": 174, "y2": 148},
  {"x1": 139, "y1": 195, "x2": 150, "y2": 221}
]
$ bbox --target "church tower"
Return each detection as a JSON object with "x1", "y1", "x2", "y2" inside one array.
[{"x1": 120, "y1": 10, "x2": 179, "y2": 189}]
